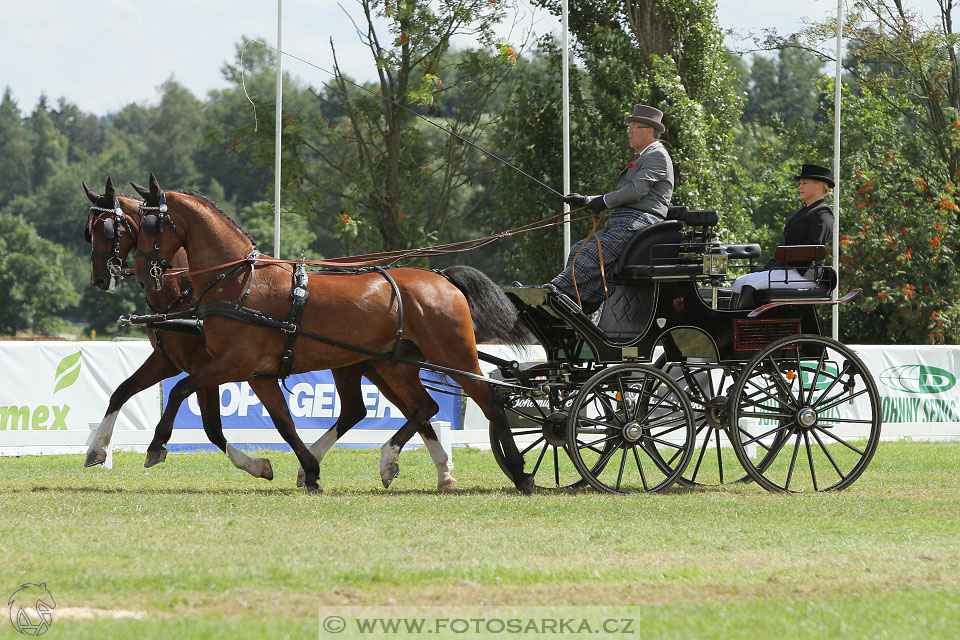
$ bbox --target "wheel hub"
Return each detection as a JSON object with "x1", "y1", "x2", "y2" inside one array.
[
  {"x1": 703, "y1": 396, "x2": 728, "y2": 428},
  {"x1": 542, "y1": 412, "x2": 568, "y2": 446},
  {"x1": 796, "y1": 406, "x2": 818, "y2": 428},
  {"x1": 622, "y1": 421, "x2": 643, "y2": 443}
]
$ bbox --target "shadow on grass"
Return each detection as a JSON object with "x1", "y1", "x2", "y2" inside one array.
[{"x1": 15, "y1": 485, "x2": 543, "y2": 497}]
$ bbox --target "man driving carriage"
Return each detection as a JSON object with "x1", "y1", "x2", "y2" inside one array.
[{"x1": 549, "y1": 104, "x2": 675, "y2": 314}]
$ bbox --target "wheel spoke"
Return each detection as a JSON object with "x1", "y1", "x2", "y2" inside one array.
[
  {"x1": 815, "y1": 387, "x2": 870, "y2": 414},
  {"x1": 765, "y1": 355, "x2": 801, "y2": 407},
  {"x1": 812, "y1": 426, "x2": 865, "y2": 456},
  {"x1": 574, "y1": 431, "x2": 621, "y2": 450},
  {"x1": 812, "y1": 361, "x2": 852, "y2": 407},
  {"x1": 784, "y1": 432, "x2": 802, "y2": 491},
  {"x1": 804, "y1": 431, "x2": 819, "y2": 491},
  {"x1": 715, "y1": 426, "x2": 725, "y2": 482},
  {"x1": 616, "y1": 447, "x2": 628, "y2": 491},
  {"x1": 792, "y1": 344, "x2": 806, "y2": 409},
  {"x1": 690, "y1": 424, "x2": 713, "y2": 483},
  {"x1": 520, "y1": 436, "x2": 546, "y2": 457},
  {"x1": 805, "y1": 349, "x2": 829, "y2": 406},
  {"x1": 530, "y1": 442, "x2": 549, "y2": 477},
  {"x1": 506, "y1": 407, "x2": 547, "y2": 425},
  {"x1": 811, "y1": 427, "x2": 847, "y2": 481},
  {"x1": 632, "y1": 445, "x2": 649, "y2": 491},
  {"x1": 741, "y1": 422, "x2": 793, "y2": 447},
  {"x1": 553, "y1": 446, "x2": 561, "y2": 487},
  {"x1": 508, "y1": 428, "x2": 547, "y2": 436},
  {"x1": 737, "y1": 424, "x2": 774, "y2": 452},
  {"x1": 816, "y1": 417, "x2": 876, "y2": 425}
]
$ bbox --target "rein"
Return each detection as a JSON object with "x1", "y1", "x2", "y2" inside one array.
[{"x1": 150, "y1": 206, "x2": 591, "y2": 281}]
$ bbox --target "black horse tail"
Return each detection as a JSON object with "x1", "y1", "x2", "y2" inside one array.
[{"x1": 441, "y1": 265, "x2": 530, "y2": 349}]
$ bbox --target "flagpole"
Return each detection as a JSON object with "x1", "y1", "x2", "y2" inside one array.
[
  {"x1": 561, "y1": 0, "x2": 571, "y2": 263},
  {"x1": 832, "y1": 0, "x2": 842, "y2": 339},
  {"x1": 274, "y1": 0, "x2": 283, "y2": 259}
]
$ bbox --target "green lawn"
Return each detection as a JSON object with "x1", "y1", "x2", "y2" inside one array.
[{"x1": 0, "y1": 440, "x2": 957, "y2": 639}]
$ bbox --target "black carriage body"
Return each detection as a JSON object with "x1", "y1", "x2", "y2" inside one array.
[{"x1": 504, "y1": 213, "x2": 823, "y2": 368}]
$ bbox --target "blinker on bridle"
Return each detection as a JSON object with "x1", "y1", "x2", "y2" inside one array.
[
  {"x1": 87, "y1": 197, "x2": 134, "y2": 280},
  {"x1": 134, "y1": 190, "x2": 184, "y2": 289}
]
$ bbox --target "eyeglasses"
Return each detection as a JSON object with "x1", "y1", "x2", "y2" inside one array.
[{"x1": 626, "y1": 124, "x2": 650, "y2": 131}]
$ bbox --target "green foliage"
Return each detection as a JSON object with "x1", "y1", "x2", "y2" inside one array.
[{"x1": 0, "y1": 214, "x2": 80, "y2": 335}]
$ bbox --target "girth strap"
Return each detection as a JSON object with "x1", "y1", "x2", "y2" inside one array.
[
  {"x1": 373, "y1": 266, "x2": 404, "y2": 365},
  {"x1": 278, "y1": 262, "x2": 309, "y2": 379}
]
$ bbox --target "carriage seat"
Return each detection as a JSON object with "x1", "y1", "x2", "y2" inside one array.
[{"x1": 742, "y1": 245, "x2": 838, "y2": 307}]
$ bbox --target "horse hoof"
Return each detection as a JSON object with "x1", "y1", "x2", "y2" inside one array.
[
  {"x1": 258, "y1": 458, "x2": 274, "y2": 481},
  {"x1": 305, "y1": 484, "x2": 323, "y2": 495},
  {"x1": 516, "y1": 474, "x2": 535, "y2": 495},
  {"x1": 381, "y1": 463, "x2": 400, "y2": 489},
  {"x1": 144, "y1": 448, "x2": 167, "y2": 468},
  {"x1": 438, "y1": 478, "x2": 458, "y2": 491},
  {"x1": 84, "y1": 449, "x2": 106, "y2": 468},
  {"x1": 296, "y1": 467, "x2": 306, "y2": 488}
]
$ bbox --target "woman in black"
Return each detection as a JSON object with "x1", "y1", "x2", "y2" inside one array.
[{"x1": 732, "y1": 163, "x2": 835, "y2": 303}]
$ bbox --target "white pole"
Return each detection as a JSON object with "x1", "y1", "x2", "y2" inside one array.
[
  {"x1": 561, "y1": 0, "x2": 571, "y2": 263},
  {"x1": 274, "y1": 0, "x2": 283, "y2": 259},
  {"x1": 832, "y1": 0, "x2": 842, "y2": 339}
]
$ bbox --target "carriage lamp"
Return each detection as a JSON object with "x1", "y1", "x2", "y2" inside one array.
[{"x1": 701, "y1": 245, "x2": 728, "y2": 309}]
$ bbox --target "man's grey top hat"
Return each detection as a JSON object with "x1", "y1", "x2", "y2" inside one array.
[
  {"x1": 624, "y1": 104, "x2": 666, "y2": 133},
  {"x1": 794, "y1": 163, "x2": 835, "y2": 188}
]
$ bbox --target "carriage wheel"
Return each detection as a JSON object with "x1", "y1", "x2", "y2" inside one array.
[
  {"x1": 653, "y1": 356, "x2": 788, "y2": 487},
  {"x1": 490, "y1": 401, "x2": 588, "y2": 490},
  {"x1": 727, "y1": 334, "x2": 881, "y2": 492},
  {"x1": 566, "y1": 363, "x2": 696, "y2": 494}
]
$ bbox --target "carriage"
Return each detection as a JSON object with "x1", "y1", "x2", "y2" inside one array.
[
  {"x1": 482, "y1": 206, "x2": 881, "y2": 494},
  {"x1": 87, "y1": 174, "x2": 880, "y2": 495}
]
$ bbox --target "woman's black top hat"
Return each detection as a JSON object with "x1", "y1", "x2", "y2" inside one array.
[{"x1": 794, "y1": 163, "x2": 835, "y2": 188}]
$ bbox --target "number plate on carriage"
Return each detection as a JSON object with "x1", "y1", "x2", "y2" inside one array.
[{"x1": 734, "y1": 318, "x2": 801, "y2": 351}]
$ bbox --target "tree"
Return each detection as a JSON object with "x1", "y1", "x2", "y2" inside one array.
[{"x1": 0, "y1": 214, "x2": 80, "y2": 336}]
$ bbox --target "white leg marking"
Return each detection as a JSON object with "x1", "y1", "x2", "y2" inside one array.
[
  {"x1": 380, "y1": 443, "x2": 402, "y2": 488},
  {"x1": 89, "y1": 411, "x2": 119, "y2": 452},
  {"x1": 423, "y1": 437, "x2": 457, "y2": 491},
  {"x1": 297, "y1": 428, "x2": 341, "y2": 487},
  {"x1": 226, "y1": 443, "x2": 263, "y2": 477}
]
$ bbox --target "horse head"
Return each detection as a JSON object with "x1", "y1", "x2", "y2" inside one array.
[
  {"x1": 83, "y1": 176, "x2": 141, "y2": 292},
  {"x1": 132, "y1": 173, "x2": 185, "y2": 293}
]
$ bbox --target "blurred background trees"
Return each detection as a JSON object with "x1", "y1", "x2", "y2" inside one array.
[{"x1": 1, "y1": 0, "x2": 958, "y2": 343}]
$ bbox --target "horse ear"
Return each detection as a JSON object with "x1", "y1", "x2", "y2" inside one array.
[
  {"x1": 130, "y1": 181, "x2": 150, "y2": 199},
  {"x1": 104, "y1": 176, "x2": 116, "y2": 198},
  {"x1": 82, "y1": 180, "x2": 99, "y2": 204},
  {"x1": 149, "y1": 172, "x2": 162, "y2": 197}
]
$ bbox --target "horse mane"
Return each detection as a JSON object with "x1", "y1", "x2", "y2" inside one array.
[{"x1": 172, "y1": 189, "x2": 259, "y2": 249}]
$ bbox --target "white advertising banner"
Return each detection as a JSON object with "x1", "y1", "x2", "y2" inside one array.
[
  {"x1": 464, "y1": 344, "x2": 960, "y2": 441},
  {"x1": 0, "y1": 341, "x2": 159, "y2": 454},
  {"x1": 850, "y1": 344, "x2": 960, "y2": 439}
]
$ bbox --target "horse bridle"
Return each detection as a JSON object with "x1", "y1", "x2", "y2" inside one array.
[
  {"x1": 86, "y1": 197, "x2": 135, "y2": 281},
  {"x1": 135, "y1": 190, "x2": 184, "y2": 289}
]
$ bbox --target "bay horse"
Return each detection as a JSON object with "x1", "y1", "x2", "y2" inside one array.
[
  {"x1": 84, "y1": 177, "x2": 273, "y2": 479},
  {"x1": 87, "y1": 177, "x2": 459, "y2": 491},
  {"x1": 132, "y1": 173, "x2": 534, "y2": 494}
]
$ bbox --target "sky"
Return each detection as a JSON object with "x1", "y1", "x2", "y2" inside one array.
[{"x1": 0, "y1": 0, "x2": 947, "y2": 117}]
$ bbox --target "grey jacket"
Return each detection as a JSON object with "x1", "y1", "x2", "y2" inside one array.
[{"x1": 601, "y1": 141, "x2": 674, "y2": 218}]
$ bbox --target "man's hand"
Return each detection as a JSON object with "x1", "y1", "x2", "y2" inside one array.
[
  {"x1": 586, "y1": 195, "x2": 608, "y2": 213},
  {"x1": 563, "y1": 193, "x2": 586, "y2": 207}
]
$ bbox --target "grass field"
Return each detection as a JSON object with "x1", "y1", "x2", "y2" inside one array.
[{"x1": 0, "y1": 440, "x2": 958, "y2": 639}]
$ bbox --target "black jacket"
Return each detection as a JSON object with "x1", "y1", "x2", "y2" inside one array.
[
  {"x1": 783, "y1": 198, "x2": 834, "y2": 247},
  {"x1": 767, "y1": 198, "x2": 834, "y2": 271}
]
